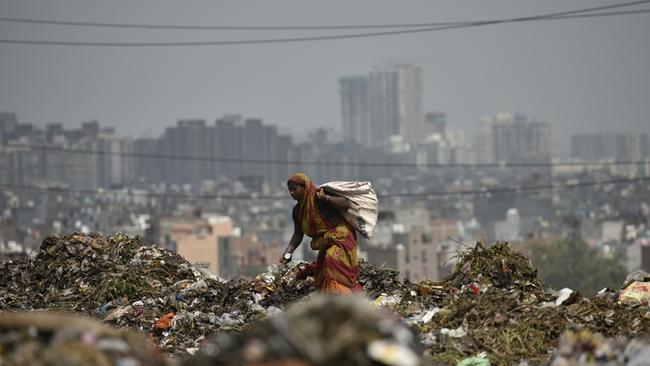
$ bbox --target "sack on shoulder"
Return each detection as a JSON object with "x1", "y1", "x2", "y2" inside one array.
[{"x1": 318, "y1": 181, "x2": 379, "y2": 239}]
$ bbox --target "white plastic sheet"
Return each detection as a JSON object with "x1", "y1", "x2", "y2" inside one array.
[{"x1": 319, "y1": 181, "x2": 379, "y2": 239}]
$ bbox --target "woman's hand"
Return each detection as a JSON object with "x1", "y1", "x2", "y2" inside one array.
[
  {"x1": 281, "y1": 226, "x2": 303, "y2": 264},
  {"x1": 279, "y1": 251, "x2": 292, "y2": 264},
  {"x1": 316, "y1": 188, "x2": 350, "y2": 211},
  {"x1": 295, "y1": 262, "x2": 318, "y2": 280}
]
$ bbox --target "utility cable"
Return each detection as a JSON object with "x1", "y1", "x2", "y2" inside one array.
[
  {"x1": 384, "y1": 176, "x2": 650, "y2": 197},
  {"x1": 1, "y1": 176, "x2": 647, "y2": 200},
  {"x1": 0, "y1": 6, "x2": 649, "y2": 46},
  {"x1": 4, "y1": 143, "x2": 649, "y2": 169},
  {"x1": 1, "y1": 1, "x2": 647, "y2": 31}
]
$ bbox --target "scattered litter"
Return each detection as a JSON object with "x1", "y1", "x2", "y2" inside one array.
[
  {"x1": 0, "y1": 312, "x2": 165, "y2": 366},
  {"x1": 619, "y1": 281, "x2": 650, "y2": 304},
  {"x1": 2, "y1": 234, "x2": 650, "y2": 365},
  {"x1": 555, "y1": 288, "x2": 576, "y2": 306}
]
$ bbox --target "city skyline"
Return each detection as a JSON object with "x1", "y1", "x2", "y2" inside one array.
[{"x1": 1, "y1": 0, "x2": 649, "y2": 156}]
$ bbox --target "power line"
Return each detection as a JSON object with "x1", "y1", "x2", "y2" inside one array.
[
  {"x1": 1, "y1": 176, "x2": 648, "y2": 200},
  {"x1": 0, "y1": 183, "x2": 283, "y2": 201},
  {"x1": 1, "y1": 1, "x2": 647, "y2": 31},
  {"x1": 385, "y1": 176, "x2": 650, "y2": 197},
  {"x1": 1, "y1": 7, "x2": 649, "y2": 46},
  {"x1": 0, "y1": 18, "x2": 462, "y2": 31},
  {"x1": 4, "y1": 143, "x2": 650, "y2": 169}
]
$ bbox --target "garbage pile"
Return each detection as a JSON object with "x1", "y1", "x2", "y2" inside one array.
[
  {"x1": 547, "y1": 329, "x2": 650, "y2": 366},
  {"x1": 187, "y1": 295, "x2": 424, "y2": 366},
  {"x1": 0, "y1": 233, "x2": 315, "y2": 356},
  {"x1": 2, "y1": 233, "x2": 650, "y2": 365},
  {"x1": 374, "y1": 242, "x2": 650, "y2": 365},
  {"x1": 0, "y1": 312, "x2": 165, "y2": 366}
]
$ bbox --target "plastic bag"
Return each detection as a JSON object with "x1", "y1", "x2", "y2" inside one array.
[
  {"x1": 319, "y1": 181, "x2": 379, "y2": 239},
  {"x1": 619, "y1": 281, "x2": 650, "y2": 304}
]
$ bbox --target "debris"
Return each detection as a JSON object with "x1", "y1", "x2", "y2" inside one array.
[
  {"x1": 2, "y1": 234, "x2": 650, "y2": 365},
  {"x1": 367, "y1": 339, "x2": 420, "y2": 366},
  {"x1": 623, "y1": 270, "x2": 650, "y2": 288},
  {"x1": 420, "y1": 307, "x2": 440, "y2": 324},
  {"x1": 153, "y1": 312, "x2": 176, "y2": 333},
  {"x1": 547, "y1": 329, "x2": 650, "y2": 366},
  {"x1": 555, "y1": 288, "x2": 579, "y2": 306},
  {"x1": 0, "y1": 312, "x2": 165, "y2": 366},
  {"x1": 457, "y1": 356, "x2": 490, "y2": 366},
  {"x1": 184, "y1": 295, "x2": 424, "y2": 366},
  {"x1": 619, "y1": 281, "x2": 650, "y2": 305}
]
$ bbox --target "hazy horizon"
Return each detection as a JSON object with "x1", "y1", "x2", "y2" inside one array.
[{"x1": 2, "y1": 0, "x2": 650, "y2": 155}]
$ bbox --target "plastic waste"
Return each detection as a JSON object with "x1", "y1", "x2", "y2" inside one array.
[
  {"x1": 619, "y1": 281, "x2": 650, "y2": 304},
  {"x1": 457, "y1": 356, "x2": 491, "y2": 366}
]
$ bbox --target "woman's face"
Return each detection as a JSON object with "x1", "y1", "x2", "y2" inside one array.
[{"x1": 288, "y1": 182, "x2": 305, "y2": 201}]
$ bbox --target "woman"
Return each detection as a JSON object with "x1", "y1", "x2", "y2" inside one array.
[{"x1": 281, "y1": 173, "x2": 363, "y2": 294}]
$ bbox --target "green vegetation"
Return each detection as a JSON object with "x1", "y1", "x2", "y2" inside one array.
[{"x1": 530, "y1": 239, "x2": 627, "y2": 296}]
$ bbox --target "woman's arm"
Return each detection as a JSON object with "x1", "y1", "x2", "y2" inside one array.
[
  {"x1": 281, "y1": 223, "x2": 304, "y2": 263},
  {"x1": 317, "y1": 188, "x2": 350, "y2": 211}
]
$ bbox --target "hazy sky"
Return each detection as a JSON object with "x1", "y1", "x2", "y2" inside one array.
[{"x1": 1, "y1": 1, "x2": 649, "y2": 153}]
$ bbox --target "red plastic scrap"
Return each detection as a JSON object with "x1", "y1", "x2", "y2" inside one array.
[{"x1": 153, "y1": 311, "x2": 176, "y2": 332}]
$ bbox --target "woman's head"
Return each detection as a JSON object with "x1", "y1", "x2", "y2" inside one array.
[
  {"x1": 287, "y1": 173, "x2": 314, "y2": 201},
  {"x1": 287, "y1": 181, "x2": 305, "y2": 201}
]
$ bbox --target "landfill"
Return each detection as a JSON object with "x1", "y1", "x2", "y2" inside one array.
[
  {"x1": 0, "y1": 312, "x2": 166, "y2": 366},
  {"x1": 1, "y1": 233, "x2": 650, "y2": 365}
]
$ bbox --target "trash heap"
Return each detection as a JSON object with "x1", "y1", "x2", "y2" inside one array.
[
  {"x1": 2, "y1": 233, "x2": 650, "y2": 365},
  {"x1": 186, "y1": 295, "x2": 425, "y2": 366},
  {"x1": 547, "y1": 329, "x2": 650, "y2": 366},
  {"x1": 371, "y1": 242, "x2": 650, "y2": 365},
  {"x1": 0, "y1": 233, "x2": 315, "y2": 356},
  {"x1": 0, "y1": 312, "x2": 166, "y2": 366}
]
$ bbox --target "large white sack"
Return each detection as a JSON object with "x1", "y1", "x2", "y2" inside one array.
[{"x1": 318, "y1": 181, "x2": 379, "y2": 239}]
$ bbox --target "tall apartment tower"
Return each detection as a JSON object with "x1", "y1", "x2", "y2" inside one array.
[
  {"x1": 368, "y1": 63, "x2": 423, "y2": 147},
  {"x1": 571, "y1": 133, "x2": 650, "y2": 161},
  {"x1": 477, "y1": 112, "x2": 551, "y2": 164},
  {"x1": 476, "y1": 117, "x2": 496, "y2": 164},
  {"x1": 425, "y1": 112, "x2": 446, "y2": 137},
  {"x1": 339, "y1": 63, "x2": 423, "y2": 148},
  {"x1": 339, "y1": 76, "x2": 370, "y2": 147}
]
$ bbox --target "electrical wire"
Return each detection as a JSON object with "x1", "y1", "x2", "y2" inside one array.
[
  {"x1": 385, "y1": 176, "x2": 650, "y2": 197},
  {"x1": 4, "y1": 143, "x2": 649, "y2": 169},
  {"x1": 0, "y1": 6, "x2": 649, "y2": 46},
  {"x1": 1, "y1": 1, "x2": 647, "y2": 31},
  {"x1": 1, "y1": 176, "x2": 647, "y2": 200}
]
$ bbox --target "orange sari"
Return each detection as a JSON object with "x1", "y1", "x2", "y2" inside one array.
[{"x1": 288, "y1": 173, "x2": 363, "y2": 294}]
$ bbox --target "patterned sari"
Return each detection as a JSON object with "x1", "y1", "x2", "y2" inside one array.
[{"x1": 288, "y1": 173, "x2": 363, "y2": 294}]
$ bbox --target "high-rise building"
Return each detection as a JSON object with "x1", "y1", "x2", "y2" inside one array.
[
  {"x1": 368, "y1": 63, "x2": 423, "y2": 147},
  {"x1": 424, "y1": 112, "x2": 446, "y2": 137},
  {"x1": 149, "y1": 116, "x2": 291, "y2": 186},
  {"x1": 368, "y1": 64, "x2": 423, "y2": 146},
  {"x1": 158, "y1": 119, "x2": 210, "y2": 187},
  {"x1": 94, "y1": 134, "x2": 135, "y2": 188},
  {"x1": 339, "y1": 63, "x2": 423, "y2": 148},
  {"x1": 477, "y1": 112, "x2": 551, "y2": 164},
  {"x1": 0, "y1": 112, "x2": 18, "y2": 143},
  {"x1": 571, "y1": 133, "x2": 650, "y2": 161},
  {"x1": 339, "y1": 77, "x2": 370, "y2": 147}
]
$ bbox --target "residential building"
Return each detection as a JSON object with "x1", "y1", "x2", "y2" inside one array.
[
  {"x1": 340, "y1": 76, "x2": 370, "y2": 147},
  {"x1": 366, "y1": 207, "x2": 457, "y2": 282},
  {"x1": 153, "y1": 214, "x2": 235, "y2": 274},
  {"x1": 571, "y1": 133, "x2": 650, "y2": 161},
  {"x1": 368, "y1": 63, "x2": 423, "y2": 147},
  {"x1": 424, "y1": 112, "x2": 446, "y2": 137}
]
